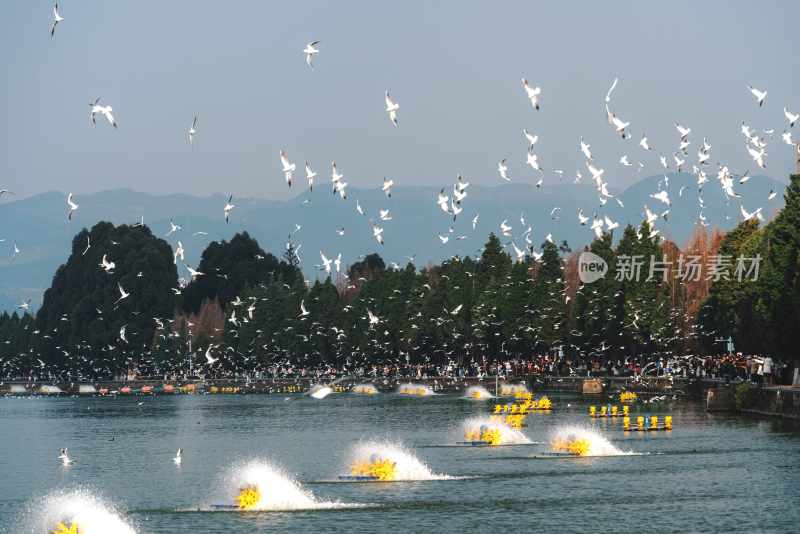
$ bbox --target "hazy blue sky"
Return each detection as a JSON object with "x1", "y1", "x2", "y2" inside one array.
[{"x1": 2, "y1": 1, "x2": 798, "y2": 200}]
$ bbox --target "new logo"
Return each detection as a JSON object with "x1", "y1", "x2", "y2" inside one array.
[{"x1": 578, "y1": 251, "x2": 608, "y2": 284}]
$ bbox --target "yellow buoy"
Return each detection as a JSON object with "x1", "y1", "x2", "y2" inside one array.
[
  {"x1": 665, "y1": 416, "x2": 673, "y2": 430},
  {"x1": 568, "y1": 439, "x2": 591, "y2": 456},
  {"x1": 51, "y1": 522, "x2": 80, "y2": 534},
  {"x1": 623, "y1": 416, "x2": 630, "y2": 430},
  {"x1": 481, "y1": 428, "x2": 502, "y2": 445},
  {"x1": 350, "y1": 458, "x2": 397, "y2": 480},
  {"x1": 552, "y1": 438, "x2": 591, "y2": 456},
  {"x1": 236, "y1": 484, "x2": 262, "y2": 510},
  {"x1": 589, "y1": 405, "x2": 597, "y2": 417}
]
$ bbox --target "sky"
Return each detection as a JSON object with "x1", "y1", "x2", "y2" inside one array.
[{"x1": 1, "y1": 1, "x2": 799, "y2": 201}]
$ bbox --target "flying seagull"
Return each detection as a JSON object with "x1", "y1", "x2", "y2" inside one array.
[
  {"x1": 303, "y1": 41, "x2": 320, "y2": 68},
  {"x1": 224, "y1": 194, "x2": 234, "y2": 223},
  {"x1": 747, "y1": 85, "x2": 767, "y2": 107},
  {"x1": 89, "y1": 97, "x2": 117, "y2": 128},
  {"x1": 114, "y1": 283, "x2": 130, "y2": 305},
  {"x1": 385, "y1": 91, "x2": 399, "y2": 126},
  {"x1": 522, "y1": 78, "x2": 541, "y2": 110},
  {"x1": 188, "y1": 116, "x2": 198, "y2": 145},
  {"x1": 50, "y1": 2, "x2": 64, "y2": 37},
  {"x1": 66, "y1": 193, "x2": 78, "y2": 221}
]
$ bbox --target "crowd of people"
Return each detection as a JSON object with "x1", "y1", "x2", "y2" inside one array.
[{"x1": 257, "y1": 352, "x2": 796, "y2": 387}]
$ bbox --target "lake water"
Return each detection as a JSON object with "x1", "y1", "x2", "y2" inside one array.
[{"x1": 1, "y1": 390, "x2": 799, "y2": 533}]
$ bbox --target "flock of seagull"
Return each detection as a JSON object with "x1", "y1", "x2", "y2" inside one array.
[
  {"x1": 22, "y1": 3, "x2": 800, "y2": 257},
  {"x1": 2, "y1": 3, "x2": 800, "y2": 375}
]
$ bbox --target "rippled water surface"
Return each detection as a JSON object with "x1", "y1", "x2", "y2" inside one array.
[{"x1": 1, "y1": 390, "x2": 798, "y2": 533}]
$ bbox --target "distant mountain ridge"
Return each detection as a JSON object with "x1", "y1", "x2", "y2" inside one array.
[{"x1": 0, "y1": 173, "x2": 786, "y2": 312}]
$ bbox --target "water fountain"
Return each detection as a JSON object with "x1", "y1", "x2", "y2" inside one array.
[
  {"x1": 397, "y1": 383, "x2": 435, "y2": 396},
  {"x1": 464, "y1": 385, "x2": 494, "y2": 400},
  {"x1": 28, "y1": 490, "x2": 136, "y2": 534},
  {"x1": 351, "y1": 384, "x2": 379, "y2": 395},
  {"x1": 460, "y1": 417, "x2": 531, "y2": 446},
  {"x1": 340, "y1": 441, "x2": 449, "y2": 481},
  {"x1": 498, "y1": 383, "x2": 529, "y2": 397},
  {"x1": 212, "y1": 460, "x2": 340, "y2": 511},
  {"x1": 549, "y1": 425, "x2": 632, "y2": 456}
]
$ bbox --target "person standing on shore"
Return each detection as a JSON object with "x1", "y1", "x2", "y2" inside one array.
[{"x1": 762, "y1": 356, "x2": 773, "y2": 386}]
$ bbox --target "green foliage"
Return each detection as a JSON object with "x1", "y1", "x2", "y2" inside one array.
[
  {"x1": 33, "y1": 222, "x2": 178, "y2": 375},
  {"x1": 699, "y1": 174, "x2": 800, "y2": 362},
  {"x1": 7, "y1": 171, "x2": 800, "y2": 379},
  {"x1": 733, "y1": 382, "x2": 756, "y2": 411},
  {"x1": 181, "y1": 231, "x2": 300, "y2": 314}
]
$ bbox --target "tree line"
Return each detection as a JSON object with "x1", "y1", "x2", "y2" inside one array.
[{"x1": 2, "y1": 175, "x2": 799, "y2": 379}]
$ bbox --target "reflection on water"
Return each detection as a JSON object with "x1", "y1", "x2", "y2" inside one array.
[{"x1": 0, "y1": 392, "x2": 798, "y2": 533}]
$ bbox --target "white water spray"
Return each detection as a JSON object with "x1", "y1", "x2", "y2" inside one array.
[
  {"x1": 215, "y1": 460, "x2": 343, "y2": 511},
  {"x1": 464, "y1": 385, "x2": 494, "y2": 400},
  {"x1": 27, "y1": 490, "x2": 136, "y2": 534},
  {"x1": 351, "y1": 383, "x2": 379, "y2": 395},
  {"x1": 461, "y1": 417, "x2": 531, "y2": 445},
  {"x1": 550, "y1": 425, "x2": 634, "y2": 456},
  {"x1": 349, "y1": 441, "x2": 451, "y2": 481},
  {"x1": 397, "y1": 383, "x2": 435, "y2": 396},
  {"x1": 498, "y1": 383, "x2": 529, "y2": 396}
]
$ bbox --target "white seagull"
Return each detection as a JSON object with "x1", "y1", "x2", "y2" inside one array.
[
  {"x1": 740, "y1": 205, "x2": 764, "y2": 222},
  {"x1": 523, "y1": 129, "x2": 538, "y2": 148},
  {"x1": 100, "y1": 254, "x2": 115, "y2": 273},
  {"x1": 303, "y1": 41, "x2": 320, "y2": 68},
  {"x1": 650, "y1": 190, "x2": 671, "y2": 206},
  {"x1": 50, "y1": 2, "x2": 64, "y2": 37},
  {"x1": 526, "y1": 151, "x2": 542, "y2": 172},
  {"x1": 747, "y1": 85, "x2": 767, "y2": 107},
  {"x1": 372, "y1": 223, "x2": 384, "y2": 245},
  {"x1": 173, "y1": 241, "x2": 184, "y2": 265},
  {"x1": 280, "y1": 150, "x2": 296, "y2": 187},
  {"x1": 89, "y1": 97, "x2": 117, "y2": 128},
  {"x1": 522, "y1": 78, "x2": 541, "y2": 110},
  {"x1": 385, "y1": 91, "x2": 399, "y2": 126},
  {"x1": 66, "y1": 193, "x2": 78, "y2": 221},
  {"x1": 186, "y1": 265, "x2": 204, "y2": 280},
  {"x1": 188, "y1": 116, "x2": 198, "y2": 145},
  {"x1": 204, "y1": 345, "x2": 218, "y2": 365},
  {"x1": 115, "y1": 283, "x2": 130, "y2": 305},
  {"x1": 784, "y1": 107, "x2": 799, "y2": 128},
  {"x1": 580, "y1": 137, "x2": 593, "y2": 161},
  {"x1": 382, "y1": 177, "x2": 394, "y2": 197},
  {"x1": 305, "y1": 161, "x2": 316, "y2": 191},
  {"x1": 498, "y1": 159, "x2": 510, "y2": 181},
  {"x1": 367, "y1": 309, "x2": 380, "y2": 326},
  {"x1": 320, "y1": 251, "x2": 332, "y2": 273},
  {"x1": 224, "y1": 194, "x2": 235, "y2": 223},
  {"x1": 58, "y1": 448, "x2": 72, "y2": 466}
]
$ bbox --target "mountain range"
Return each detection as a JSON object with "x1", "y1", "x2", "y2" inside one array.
[{"x1": 0, "y1": 173, "x2": 785, "y2": 312}]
